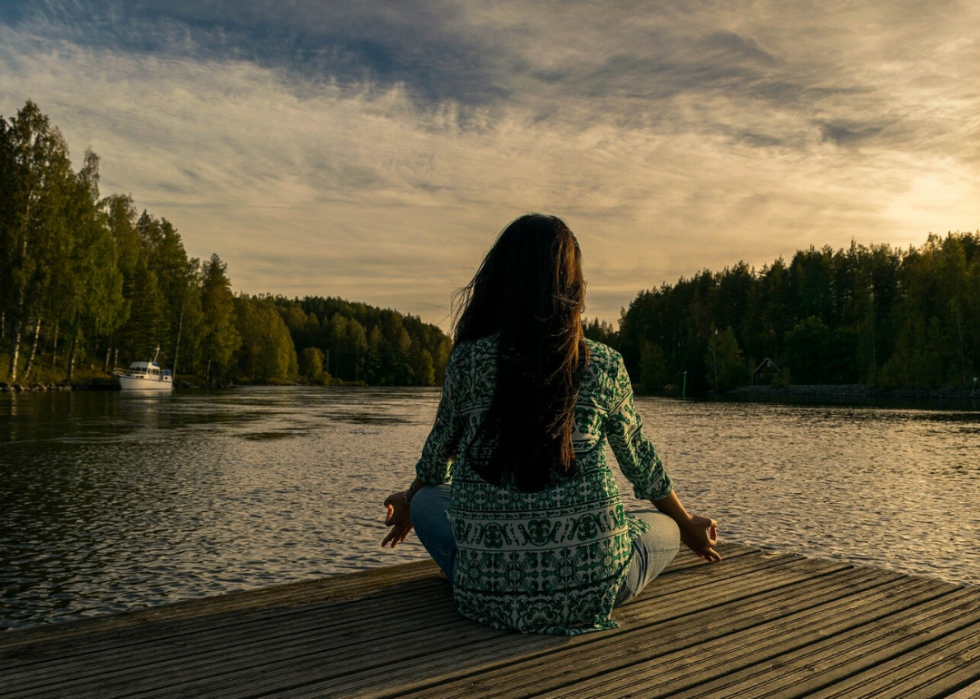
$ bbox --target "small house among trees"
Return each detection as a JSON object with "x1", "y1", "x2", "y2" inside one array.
[{"x1": 753, "y1": 358, "x2": 781, "y2": 384}]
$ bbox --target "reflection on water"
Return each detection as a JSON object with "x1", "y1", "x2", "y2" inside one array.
[
  {"x1": 639, "y1": 397, "x2": 980, "y2": 589},
  {"x1": 1, "y1": 388, "x2": 978, "y2": 630}
]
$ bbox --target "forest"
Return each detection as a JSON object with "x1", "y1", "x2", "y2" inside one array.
[
  {"x1": 609, "y1": 232, "x2": 980, "y2": 393},
  {"x1": 3, "y1": 101, "x2": 977, "y2": 393},
  {"x1": 0, "y1": 101, "x2": 451, "y2": 387}
]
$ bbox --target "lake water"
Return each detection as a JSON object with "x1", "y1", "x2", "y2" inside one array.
[{"x1": 1, "y1": 388, "x2": 978, "y2": 630}]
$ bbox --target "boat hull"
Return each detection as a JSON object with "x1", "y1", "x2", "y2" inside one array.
[{"x1": 116, "y1": 375, "x2": 173, "y2": 391}]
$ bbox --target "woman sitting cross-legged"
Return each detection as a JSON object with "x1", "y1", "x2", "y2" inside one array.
[{"x1": 382, "y1": 213, "x2": 720, "y2": 636}]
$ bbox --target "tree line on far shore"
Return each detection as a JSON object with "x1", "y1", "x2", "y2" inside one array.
[
  {"x1": 601, "y1": 232, "x2": 980, "y2": 393},
  {"x1": 0, "y1": 101, "x2": 451, "y2": 387},
  {"x1": 4, "y1": 101, "x2": 978, "y2": 393}
]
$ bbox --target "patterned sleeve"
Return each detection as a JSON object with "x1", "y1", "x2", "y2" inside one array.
[
  {"x1": 415, "y1": 348, "x2": 464, "y2": 484},
  {"x1": 603, "y1": 353, "x2": 673, "y2": 502}
]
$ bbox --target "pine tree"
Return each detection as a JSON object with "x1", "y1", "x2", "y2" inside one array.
[{"x1": 199, "y1": 254, "x2": 240, "y2": 383}]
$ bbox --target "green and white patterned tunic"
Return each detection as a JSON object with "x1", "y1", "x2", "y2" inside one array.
[{"x1": 416, "y1": 337, "x2": 672, "y2": 636}]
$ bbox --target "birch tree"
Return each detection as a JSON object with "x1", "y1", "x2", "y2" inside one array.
[
  {"x1": 0, "y1": 102, "x2": 72, "y2": 382},
  {"x1": 60, "y1": 152, "x2": 126, "y2": 382}
]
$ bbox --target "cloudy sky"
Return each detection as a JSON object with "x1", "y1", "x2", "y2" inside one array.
[{"x1": 1, "y1": 1, "x2": 978, "y2": 328}]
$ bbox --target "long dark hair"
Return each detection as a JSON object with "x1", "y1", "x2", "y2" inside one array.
[{"x1": 453, "y1": 214, "x2": 589, "y2": 492}]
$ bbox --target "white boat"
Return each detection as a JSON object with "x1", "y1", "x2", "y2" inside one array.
[{"x1": 115, "y1": 361, "x2": 174, "y2": 391}]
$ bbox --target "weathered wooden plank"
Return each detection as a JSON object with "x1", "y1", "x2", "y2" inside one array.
[
  {"x1": 184, "y1": 556, "x2": 828, "y2": 696},
  {"x1": 662, "y1": 585, "x2": 980, "y2": 699},
  {"x1": 384, "y1": 575, "x2": 947, "y2": 699},
  {"x1": 0, "y1": 599, "x2": 463, "y2": 698},
  {"x1": 0, "y1": 581, "x2": 456, "y2": 681},
  {"x1": 0, "y1": 543, "x2": 746, "y2": 647},
  {"x1": 0, "y1": 546, "x2": 766, "y2": 696},
  {"x1": 484, "y1": 577, "x2": 949, "y2": 699},
  {"x1": 277, "y1": 560, "x2": 878, "y2": 698},
  {"x1": 2, "y1": 546, "x2": 978, "y2": 699},
  {"x1": 946, "y1": 679, "x2": 980, "y2": 699},
  {"x1": 0, "y1": 544, "x2": 754, "y2": 673},
  {"x1": 0, "y1": 561, "x2": 438, "y2": 656},
  {"x1": 799, "y1": 602, "x2": 980, "y2": 699},
  {"x1": 45, "y1": 553, "x2": 813, "y2": 699},
  {"x1": 307, "y1": 557, "x2": 832, "y2": 699},
  {"x1": 659, "y1": 544, "x2": 760, "y2": 572},
  {"x1": 0, "y1": 560, "x2": 438, "y2": 652}
]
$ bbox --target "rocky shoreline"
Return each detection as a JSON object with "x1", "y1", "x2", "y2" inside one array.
[
  {"x1": 0, "y1": 380, "x2": 236, "y2": 392},
  {"x1": 731, "y1": 384, "x2": 978, "y2": 400},
  {"x1": 0, "y1": 382, "x2": 76, "y2": 392}
]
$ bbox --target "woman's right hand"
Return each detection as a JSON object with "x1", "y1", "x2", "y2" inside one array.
[
  {"x1": 381, "y1": 492, "x2": 414, "y2": 548},
  {"x1": 679, "y1": 514, "x2": 721, "y2": 562}
]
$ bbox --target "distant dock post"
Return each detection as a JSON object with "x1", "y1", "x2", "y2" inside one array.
[{"x1": 681, "y1": 370, "x2": 687, "y2": 399}]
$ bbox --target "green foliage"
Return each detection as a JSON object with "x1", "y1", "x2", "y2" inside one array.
[
  {"x1": 61, "y1": 151, "x2": 127, "y2": 380},
  {"x1": 299, "y1": 346, "x2": 326, "y2": 383},
  {"x1": 583, "y1": 318, "x2": 618, "y2": 349},
  {"x1": 770, "y1": 369, "x2": 790, "y2": 389},
  {"x1": 0, "y1": 104, "x2": 135, "y2": 382},
  {"x1": 22, "y1": 101, "x2": 978, "y2": 392},
  {"x1": 278, "y1": 296, "x2": 450, "y2": 386},
  {"x1": 782, "y1": 317, "x2": 830, "y2": 384},
  {"x1": 0, "y1": 101, "x2": 74, "y2": 380},
  {"x1": 200, "y1": 254, "x2": 241, "y2": 381},
  {"x1": 705, "y1": 327, "x2": 750, "y2": 391},
  {"x1": 0, "y1": 101, "x2": 454, "y2": 387},
  {"x1": 235, "y1": 295, "x2": 297, "y2": 383},
  {"x1": 620, "y1": 235, "x2": 980, "y2": 390},
  {"x1": 639, "y1": 341, "x2": 668, "y2": 393}
]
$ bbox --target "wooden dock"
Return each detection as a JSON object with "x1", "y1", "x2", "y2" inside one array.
[{"x1": 2, "y1": 543, "x2": 980, "y2": 698}]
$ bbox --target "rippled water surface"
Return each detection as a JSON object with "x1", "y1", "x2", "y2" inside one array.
[{"x1": 1, "y1": 388, "x2": 978, "y2": 629}]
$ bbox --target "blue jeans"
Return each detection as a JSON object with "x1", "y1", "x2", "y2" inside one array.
[{"x1": 410, "y1": 484, "x2": 680, "y2": 607}]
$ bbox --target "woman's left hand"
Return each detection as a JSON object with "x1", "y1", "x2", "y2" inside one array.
[{"x1": 381, "y1": 492, "x2": 414, "y2": 548}]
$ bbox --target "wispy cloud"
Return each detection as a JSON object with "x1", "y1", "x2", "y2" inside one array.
[{"x1": 1, "y1": 1, "x2": 978, "y2": 326}]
